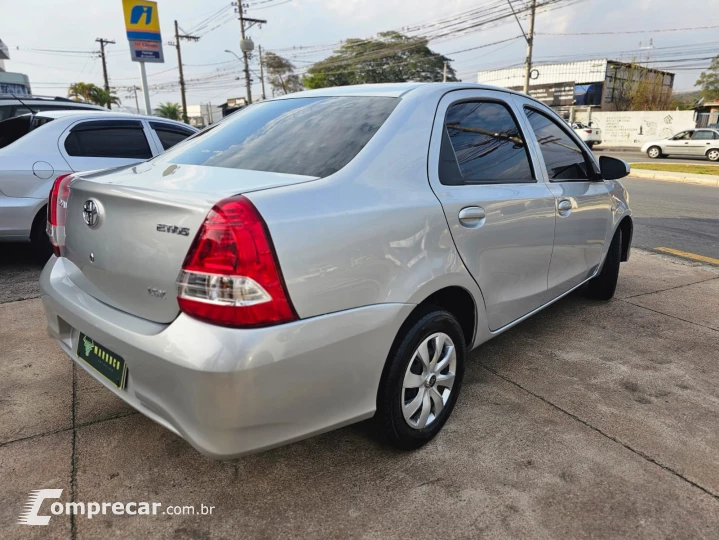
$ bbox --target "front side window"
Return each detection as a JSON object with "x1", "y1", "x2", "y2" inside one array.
[
  {"x1": 65, "y1": 126, "x2": 152, "y2": 159},
  {"x1": 525, "y1": 108, "x2": 590, "y2": 181},
  {"x1": 165, "y1": 96, "x2": 399, "y2": 178},
  {"x1": 672, "y1": 131, "x2": 694, "y2": 140},
  {"x1": 155, "y1": 129, "x2": 191, "y2": 150},
  {"x1": 440, "y1": 101, "x2": 534, "y2": 185}
]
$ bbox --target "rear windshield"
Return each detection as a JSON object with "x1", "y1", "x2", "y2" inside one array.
[
  {"x1": 0, "y1": 115, "x2": 54, "y2": 149},
  {"x1": 166, "y1": 96, "x2": 399, "y2": 178}
]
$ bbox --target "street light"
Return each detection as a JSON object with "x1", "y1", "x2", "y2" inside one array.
[{"x1": 225, "y1": 49, "x2": 241, "y2": 62}]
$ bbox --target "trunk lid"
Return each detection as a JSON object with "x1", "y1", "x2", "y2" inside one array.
[{"x1": 63, "y1": 162, "x2": 315, "y2": 323}]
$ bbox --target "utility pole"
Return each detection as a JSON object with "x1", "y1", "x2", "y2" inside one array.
[
  {"x1": 522, "y1": 0, "x2": 537, "y2": 94},
  {"x1": 258, "y1": 45, "x2": 266, "y2": 100},
  {"x1": 95, "y1": 38, "x2": 116, "y2": 109},
  {"x1": 233, "y1": 2, "x2": 266, "y2": 105},
  {"x1": 173, "y1": 20, "x2": 200, "y2": 124},
  {"x1": 127, "y1": 85, "x2": 141, "y2": 113},
  {"x1": 443, "y1": 62, "x2": 448, "y2": 82}
]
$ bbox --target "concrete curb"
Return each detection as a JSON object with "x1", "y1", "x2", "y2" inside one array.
[{"x1": 628, "y1": 165, "x2": 719, "y2": 188}]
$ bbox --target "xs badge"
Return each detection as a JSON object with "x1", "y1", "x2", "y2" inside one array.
[{"x1": 157, "y1": 224, "x2": 190, "y2": 236}]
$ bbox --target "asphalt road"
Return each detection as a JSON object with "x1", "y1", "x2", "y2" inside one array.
[
  {"x1": 620, "y1": 177, "x2": 719, "y2": 262},
  {"x1": 595, "y1": 149, "x2": 719, "y2": 165}
]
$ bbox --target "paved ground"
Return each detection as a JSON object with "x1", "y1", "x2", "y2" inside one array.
[
  {"x1": 595, "y1": 149, "x2": 719, "y2": 166},
  {"x1": 620, "y1": 177, "x2": 719, "y2": 261},
  {"x1": 1, "y1": 250, "x2": 718, "y2": 539}
]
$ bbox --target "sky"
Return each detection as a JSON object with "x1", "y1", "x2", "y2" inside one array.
[{"x1": 2, "y1": 0, "x2": 717, "y2": 113}]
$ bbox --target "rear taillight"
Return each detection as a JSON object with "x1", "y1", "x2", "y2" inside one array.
[
  {"x1": 46, "y1": 173, "x2": 74, "y2": 257},
  {"x1": 584, "y1": 129, "x2": 593, "y2": 134},
  {"x1": 177, "y1": 195, "x2": 297, "y2": 328}
]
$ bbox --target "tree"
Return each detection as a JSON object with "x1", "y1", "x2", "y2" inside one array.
[
  {"x1": 154, "y1": 102, "x2": 182, "y2": 120},
  {"x1": 68, "y1": 82, "x2": 98, "y2": 103},
  {"x1": 263, "y1": 52, "x2": 303, "y2": 97},
  {"x1": 696, "y1": 54, "x2": 719, "y2": 102},
  {"x1": 302, "y1": 31, "x2": 457, "y2": 89},
  {"x1": 67, "y1": 83, "x2": 120, "y2": 108}
]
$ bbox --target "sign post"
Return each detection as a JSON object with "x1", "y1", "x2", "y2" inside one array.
[{"x1": 122, "y1": 0, "x2": 163, "y2": 115}]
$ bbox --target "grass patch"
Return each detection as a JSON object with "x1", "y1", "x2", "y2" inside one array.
[{"x1": 631, "y1": 163, "x2": 719, "y2": 175}]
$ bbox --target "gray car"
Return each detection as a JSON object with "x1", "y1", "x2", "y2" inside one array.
[
  {"x1": 641, "y1": 128, "x2": 719, "y2": 161},
  {"x1": 40, "y1": 83, "x2": 633, "y2": 458}
]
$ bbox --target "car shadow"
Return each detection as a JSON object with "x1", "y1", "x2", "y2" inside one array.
[{"x1": 0, "y1": 242, "x2": 46, "y2": 304}]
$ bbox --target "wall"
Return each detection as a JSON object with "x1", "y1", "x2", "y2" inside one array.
[{"x1": 590, "y1": 110, "x2": 695, "y2": 147}]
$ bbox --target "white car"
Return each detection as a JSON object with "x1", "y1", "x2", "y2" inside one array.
[
  {"x1": 0, "y1": 110, "x2": 197, "y2": 257},
  {"x1": 571, "y1": 121, "x2": 602, "y2": 148},
  {"x1": 641, "y1": 129, "x2": 719, "y2": 161},
  {"x1": 0, "y1": 94, "x2": 105, "y2": 121}
]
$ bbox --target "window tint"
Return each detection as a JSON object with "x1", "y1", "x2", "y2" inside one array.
[
  {"x1": 525, "y1": 108, "x2": 590, "y2": 181},
  {"x1": 440, "y1": 101, "x2": 533, "y2": 184},
  {"x1": 692, "y1": 131, "x2": 715, "y2": 140},
  {"x1": 64, "y1": 127, "x2": 152, "y2": 159},
  {"x1": 673, "y1": 131, "x2": 693, "y2": 140},
  {"x1": 155, "y1": 128, "x2": 191, "y2": 150},
  {"x1": 0, "y1": 106, "x2": 11, "y2": 121},
  {"x1": 167, "y1": 96, "x2": 399, "y2": 178}
]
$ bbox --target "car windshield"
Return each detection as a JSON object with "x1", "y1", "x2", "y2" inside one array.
[
  {"x1": 0, "y1": 114, "x2": 54, "y2": 149},
  {"x1": 164, "y1": 96, "x2": 399, "y2": 178}
]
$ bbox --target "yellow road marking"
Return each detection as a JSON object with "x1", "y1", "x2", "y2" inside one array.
[{"x1": 655, "y1": 247, "x2": 719, "y2": 265}]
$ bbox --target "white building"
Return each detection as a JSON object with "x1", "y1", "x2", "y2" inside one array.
[{"x1": 0, "y1": 38, "x2": 32, "y2": 95}]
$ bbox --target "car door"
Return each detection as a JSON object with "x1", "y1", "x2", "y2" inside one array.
[
  {"x1": 664, "y1": 130, "x2": 694, "y2": 155},
  {"x1": 427, "y1": 90, "x2": 556, "y2": 331},
  {"x1": 148, "y1": 121, "x2": 196, "y2": 153},
  {"x1": 515, "y1": 97, "x2": 613, "y2": 299},
  {"x1": 59, "y1": 119, "x2": 155, "y2": 172},
  {"x1": 689, "y1": 130, "x2": 716, "y2": 156}
]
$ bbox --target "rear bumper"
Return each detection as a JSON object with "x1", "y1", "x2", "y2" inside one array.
[{"x1": 41, "y1": 256, "x2": 414, "y2": 458}]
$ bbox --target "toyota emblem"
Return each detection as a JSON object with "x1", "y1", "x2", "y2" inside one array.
[{"x1": 83, "y1": 200, "x2": 100, "y2": 228}]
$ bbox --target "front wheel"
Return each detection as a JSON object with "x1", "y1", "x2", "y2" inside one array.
[
  {"x1": 375, "y1": 306, "x2": 465, "y2": 450},
  {"x1": 707, "y1": 148, "x2": 719, "y2": 162},
  {"x1": 586, "y1": 228, "x2": 622, "y2": 301},
  {"x1": 647, "y1": 146, "x2": 662, "y2": 159}
]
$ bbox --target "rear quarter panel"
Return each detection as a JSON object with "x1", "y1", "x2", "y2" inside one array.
[{"x1": 247, "y1": 91, "x2": 487, "y2": 337}]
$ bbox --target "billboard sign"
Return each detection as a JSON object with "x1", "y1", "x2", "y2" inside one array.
[
  {"x1": 129, "y1": 40, "x2": 164, "y2": 63},
  {"x1": 510, "y1": 82, "x2": 576, "y2": 107},
  {"x1": 122, "y1": 0, "x2": 162, "y2": 42}
]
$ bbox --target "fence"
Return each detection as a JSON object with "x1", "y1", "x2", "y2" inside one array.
[
  {"x1": 696, "y1": 112, "x2": 719, "y2": 129},
  {"x1": 588, "y1": 110, "x2": 696, "y2": 148}
]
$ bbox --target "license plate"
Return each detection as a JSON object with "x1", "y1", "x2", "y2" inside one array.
[{"x1": 76, "y1": 333, "x2": 128, "y2": 390}]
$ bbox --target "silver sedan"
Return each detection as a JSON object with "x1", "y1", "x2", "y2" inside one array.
[
  {"x1": 641, "y1": 128, "x2": 719, "y2": 161},
  {"x1": 40, "y1": 83, "x2": 633, "y2": 458}
]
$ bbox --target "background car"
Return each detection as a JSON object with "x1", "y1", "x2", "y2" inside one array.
[
  {"x1": 641, "y1": 128, "x2": 719, "y2": 161},
  {"x1": 0, "y1": 110, "x2": 198, "y2": 257},
  {"x1": 571, "y1": 121, "x2": 602, "y2": 148},
  {"x1": 0, "y1": 94, "x2": 104, "y2": 121},
  {"x1": 40, "y1": 83, "x2": 633, "y2": 459}
]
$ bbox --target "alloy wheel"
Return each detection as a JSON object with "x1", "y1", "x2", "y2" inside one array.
[
  {"x1": 707, "y1": 149, "x2": 719, "y2": 162},
  {"x1": 401, "y1": 332, "x2": 457, "y2": 429},
  {"x1": 648, "y1": 147, "x2": 660, "y2": 158}
]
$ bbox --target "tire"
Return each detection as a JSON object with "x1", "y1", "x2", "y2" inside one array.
[
  {"x1": 586, "y1": 228, "x2": 622, "y2": 301},
  {"x1": 375, "y1": 306, "x2": 465, "y2": 451},
  {"x1": 30, "y1": 207, "x2": 53, "y2": 262},
  {"x1": 647, "y1": 146, "x2": 662, "y2": 159},
  {"x1": 586, "y1": 142, "x2": 594, "y2": 149},
  {"x1": 707, "y1": 148, "x2": 719, "y2": 162}
]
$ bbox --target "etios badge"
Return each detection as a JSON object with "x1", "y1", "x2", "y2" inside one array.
[{"x1": 83, "y1": 200, "x2": 100, "y2": 228}]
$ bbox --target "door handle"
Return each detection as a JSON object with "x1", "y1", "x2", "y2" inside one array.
[
  {"x1": 458, "y1": 206, "x2": 486, "y2": 228},
  {"x1": 557, "y1": 199, "x2": 572, "y2": 217}
]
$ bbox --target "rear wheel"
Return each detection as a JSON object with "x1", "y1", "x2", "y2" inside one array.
[
  {"x1": 647, "y1": 146, "x2": 662, "y2": 159},
  {"x1": 375, "y1": 306, "x2": 465, "y2": 450},
  {"x1": 586, "y1": 228, "x2": 622, "y2": 301},
  {"x1": 586, "y1": 142, "x2": 594, "y2": 149},
  {"x1": 30, "y1": 207, "x2": 53, "y2": 262},
  {"x1": 707, "y1": 149, "x2": 719, "y2": 162}
]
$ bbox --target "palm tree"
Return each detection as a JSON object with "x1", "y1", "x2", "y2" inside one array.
[
  {"x1": 91, "y1": 88, "x2": 121, "y2": 109},
  {"x1": 68, "y1": 82, "x2": 98, "y2": 103},
  {"x1": 154, "y1": 102, "x2": 182, "y2": 120}
]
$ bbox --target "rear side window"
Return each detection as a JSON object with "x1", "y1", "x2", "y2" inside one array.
[
  {"x1": 154, "y1": 128, "x2": 192, "y2": 150},
  {"x1": 166, "y1": 96, "x2": 399, "y2": 177},
  {"x1": 65, "y1": 126, "x2": 152, "y2": 159},
  {"x1": 440, "y1": 101, "x2": 534, "y2": 184},
  {"x1": 525, "y1": 108, "x2": 590, "y2": 181},
  {"x1": 692, "y1": 131, "x2": 715, "y2": 140}
]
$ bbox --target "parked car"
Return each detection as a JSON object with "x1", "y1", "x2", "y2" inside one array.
[
  {"x1": 0, "y1": 110, "x2": 198, "y2": 257},
  {"x1": 0, "y1": 94, "x2": 104, "y2": 121},
  {"x1": 571, "y1": 121, "x2": 602, "y2": 148},
  {"x1": 40, "y1": 83, "x2": 633, "y2": 458},
  {"x1": 641, "y1": 128, "x2": 719, "y2": 161}
]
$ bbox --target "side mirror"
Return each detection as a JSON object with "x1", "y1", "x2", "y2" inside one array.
[{"x1": 599, "y1": 155, "x2": 630, "y2": 180}]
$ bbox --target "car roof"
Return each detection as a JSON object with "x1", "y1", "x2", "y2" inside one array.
[
  {"x1": 272, "y1": 82, "x2": 532, "y2": 100},
  {"x1": 29, "y1": 110, "x2": 196, "y2": 128}
]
